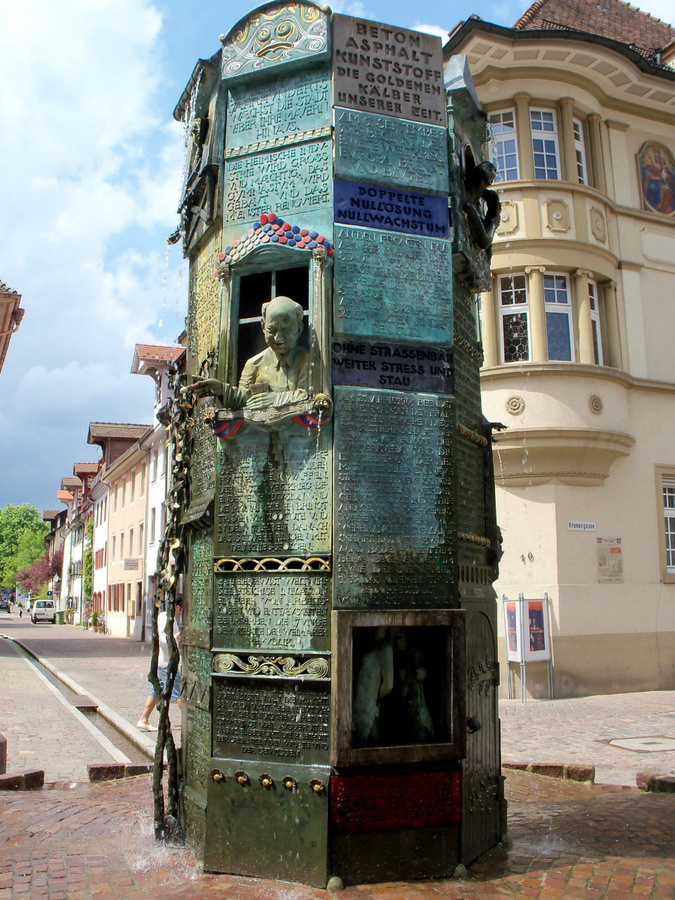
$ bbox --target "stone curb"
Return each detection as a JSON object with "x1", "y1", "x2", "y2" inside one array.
[
  {"x1": 0, "y1": 769, "x2": 45, "y2": 791},
  {"x1": 88, "y1": 763, "x2": 154, "y2": 783},
  {"x1": 636, "y1": 772, "x2": 675, "y2": 792},
  {"x1": 503, "y1": 762, "x2": 595, "y2": 783}
]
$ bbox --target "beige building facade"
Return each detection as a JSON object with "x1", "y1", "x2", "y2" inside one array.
[
  {"x1": 446, "y1": 1, "x2": 675, "y2": 696},
  {"x1": 104, "y1": 443, "x2": 149, "y2": 639}
]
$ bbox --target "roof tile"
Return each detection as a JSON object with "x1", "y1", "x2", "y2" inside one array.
[{"x1": 514, "y1": 0, "x2": 675, "y2": 52}]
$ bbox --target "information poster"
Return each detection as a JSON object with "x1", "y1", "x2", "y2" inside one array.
[
  {"x1": 504, "y1": 600, "x2": 520, "y2": 662},
  {"x1": 503, "y1": 595, "x2": 552, "y2": 662},
  {"x1": 597, "y1": 537, "x2": 623, "y2": 583}
]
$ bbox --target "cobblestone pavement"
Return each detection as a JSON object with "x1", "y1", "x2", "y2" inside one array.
[
  {"x1": 500, "y1": 692, "x2": 675, "y2": 786},
  {"x1": 0, "y1": 771, "x2": 673, "y2": 900},
  {"x1": 1, "y1": 613, "x2": 675, "y2": 899}
]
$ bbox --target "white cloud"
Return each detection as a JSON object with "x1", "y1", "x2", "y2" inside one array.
[
  {"x1": 413, "y1": 22, "x2": 451, "y2": 40},
  {"x1": 0, "y1": 0, "x2": 186, "y2": 508}
]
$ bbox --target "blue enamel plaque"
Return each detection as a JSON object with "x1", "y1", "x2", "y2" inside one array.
[{"x1": 333, "y1": 180, "x2": 449, "y2": 238}]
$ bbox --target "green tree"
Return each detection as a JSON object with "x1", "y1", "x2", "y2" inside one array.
[{"x1": 0, "y1": 504, "x2": 48, "y2": 588}]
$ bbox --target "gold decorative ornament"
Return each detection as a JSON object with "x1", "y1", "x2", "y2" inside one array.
[
  {"x1": 213, "y1": 653, "x2": 330, "y2": 679},
  {"x1": 309, "y1": 779, "x2": 326, "y2": 794},
  {"x1": 214, "y1": 556, "x2": 330, "y2": 573},
  {"x1": 282, "y1": 776, "x2": 297, "y2": 790},
  {"x1": 210, "y1": 768, "x2": 225, "y2": 782},
  {"x1": 235, "y1": 771, "x2": 250, "y2": 785},
  {"x1": 259, "y1": 774, "x2": 275, "y2": 788}
]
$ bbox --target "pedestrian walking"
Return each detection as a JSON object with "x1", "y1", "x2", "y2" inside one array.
[{"x1": 137, "y1": 598, "x2": 182, "y2": 731}]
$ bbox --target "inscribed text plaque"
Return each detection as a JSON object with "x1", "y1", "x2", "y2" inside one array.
[
  {"x1": 189, "y1": 409, "x2": 216, "y2": 506},
  {"x1": 215, "y1": 429, "x2": 331, "y2": 556},
  {"x1": 332, "y1": 15, "x2": 445, "y2": 124},
  {"x1": 225, "y1": 140, "x2": 332, "y2": 224},
  {"x1": 334, "y1": 180, "x2": 449, "y2": 238},
  {"x1": 332, "y1": 338, "x2": 453, "y2": 393},
  {"x1": 187, "y1": 248, "x2": 221, "y2": 368},
  {"x1": 214, "y1": 574, "x2": 330, "y2": 652},
  {"x1": 227, "y1": 72, "x2": 331, "y2": 155},
  {"x1": 213, "y1": 679, "x2": 330, "y2": 764},
  {"x1": 188, "y1": 530, "x2": 213, "y2": 631},
  {"x1": 333, "y1": 226, "x2": 452, "y2": 343},
  {"x1": 334, "y1": 388, "x2": 454, "y2": 607},
  {"x1": 334, "y1": 109, "x2": 448, "y2": 193}
]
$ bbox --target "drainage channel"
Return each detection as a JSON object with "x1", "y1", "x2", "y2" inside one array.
[{"x1": 13, "y1": 640, "x2": 151, "y2": 766}]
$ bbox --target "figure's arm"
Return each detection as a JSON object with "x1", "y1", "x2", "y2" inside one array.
[{"x1": 183, "y1": 378, "x2": 248, "y2": 408}]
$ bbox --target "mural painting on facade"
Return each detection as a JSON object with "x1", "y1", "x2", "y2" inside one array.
[{"x1": 639, "y1": 142, "x2": 675, "y2": 216}]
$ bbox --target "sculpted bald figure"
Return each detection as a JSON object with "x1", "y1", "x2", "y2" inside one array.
[
  {"x1": 240, "y1": 295, "x2": 309, "y2": 409},
  {"x1": 187, "y1": 295, "x2": 308, "y2": 410}
]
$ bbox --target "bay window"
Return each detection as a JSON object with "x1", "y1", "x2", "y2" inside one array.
[
  {"x1": 544, "y1": 274, "x2": 574, "y2": 361},
  {"x1": 488, "y1": 110, "x2": 519, "y2": 182},
  {"x1": 530, "y1": 109, "x2": 560, "y2": 180},
  {"x1": 499, "y1": 274, "x2": 530, "y2": 363},
  {"x1": 588, "y1": 281, "x2": 603, "y2": 365}
]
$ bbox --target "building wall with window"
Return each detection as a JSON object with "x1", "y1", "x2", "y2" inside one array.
[
  {"x1": 447, "y1": 9, "x2": 675, "y2": 696},
  {"x1": 104, "y1": 444, "x2": 149, "y2": 639},
  {"x1": 90, "y1": 479, "x2": 109, "y2": 617},
  {"x1": 131, "y1": 342, "x2": 183, "y2": 641}
]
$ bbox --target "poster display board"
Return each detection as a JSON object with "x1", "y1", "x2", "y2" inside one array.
[{"x1": 503, "y1": 594, "x2": 553, "y2": 700}]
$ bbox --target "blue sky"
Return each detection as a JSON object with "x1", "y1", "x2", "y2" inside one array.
[{"x1": 0, "y1": 0, "x2": 672, "y2": 511}]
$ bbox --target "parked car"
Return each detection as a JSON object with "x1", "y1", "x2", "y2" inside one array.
[
  {"x1": 31, "y1": 599, "x2": 56, "y2": 624},
  {"x1": 0, "y1": 598, "x2": 10, "y2": 612}
]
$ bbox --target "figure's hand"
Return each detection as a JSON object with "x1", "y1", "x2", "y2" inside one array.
[
  {"x1": 183, "y1": 378, "x2": 227, "y2": 398},
  {"x1": 483, "y1": 189, "x2": 501, "y2": 221},
  {"x1": 245, "y1": 392, "x2": 275, "y2": 409}
]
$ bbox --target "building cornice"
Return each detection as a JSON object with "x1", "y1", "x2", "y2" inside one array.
[
  {"x1": 444, "y1": 18, "x2": 675, "y2": 84},
  {"x1": 481, "y1": 362, "x2": 675, "y2": 395},
  {"x1": 492, "y1": 425, "x2": 635, "y2": 486}
]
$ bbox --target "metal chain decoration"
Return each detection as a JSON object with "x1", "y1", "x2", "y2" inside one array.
[{"x1": 151, "y1": 368, "x2": 196, "y2": 842}]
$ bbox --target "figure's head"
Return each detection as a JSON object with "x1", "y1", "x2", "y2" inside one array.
[
  {"x1": 260, "y1": 295, "x2": 304, "y2": 357},
  {"x1": 478, "y1": 160, "x2": 498, "y2": 186}
]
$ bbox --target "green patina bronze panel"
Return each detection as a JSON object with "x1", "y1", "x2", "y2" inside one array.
[
  {"x1": 334, "y1": 109, "x2": 449, "y2": 194},
  {"x1": 188, "y1": 530, "x2": 213, "y2": 631},
  {"x1": 224, "y1": 139, "x2": 332, "y2": 225},
  {"x1": 204, "y1": 761, "x2": 330, "y2": 887},
  {"x1": 187, "y1": 249, "x2": 221, "y2": 373},
  {"x1": 334, "y1": 387, "x2": 455, "y2": 608},
  {"x1": 227, "y1": 71, "x2": 331, "y2": 157},
  {"x1": 221, "y1": 2, "x2": 329, "y2": 83},
  {"x1": 185, "y1": 645, "x2": 212, "y2": 711},
  {"x1": 186, "y1": 704, "x2": 212, "y2": 792},
  {"x1": 455, "y1": 437, "x2": 485, "y2": 537},
  {"x1": 215, "y1": 428, "x2": 331, "y2": 557},
  {"x1": 190, "y1": 411, "x2": 216, "y2": 500},
  {"x1": 213, "y1": 678, "x2": 330, "y2": 765},
  {"x1": 333, "y1": 226, "x2": 452, "y2": 343},
  {"x1": 214, "y1": 573, "x2": 330, "y2": 651}
]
